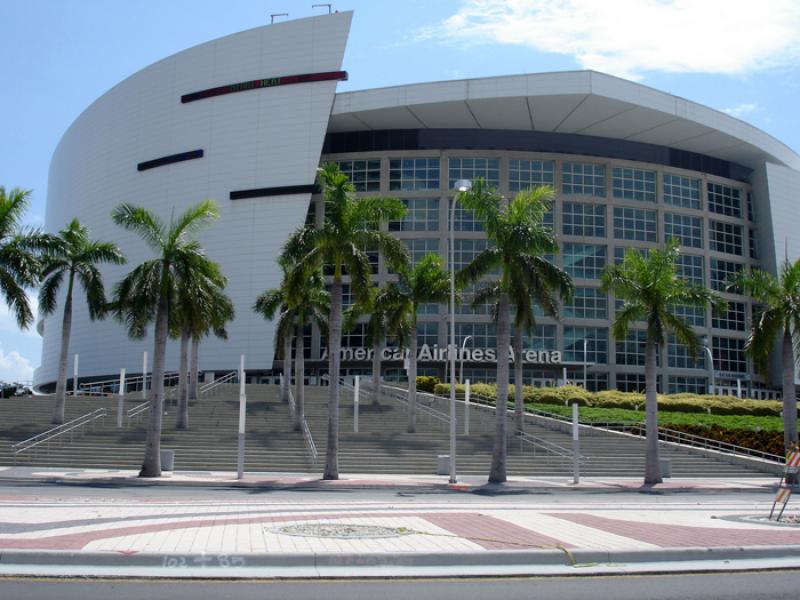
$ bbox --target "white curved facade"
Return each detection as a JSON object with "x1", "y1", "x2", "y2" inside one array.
[{"x1": 36, "y1": 12, "x2": 800, "y2": 393}]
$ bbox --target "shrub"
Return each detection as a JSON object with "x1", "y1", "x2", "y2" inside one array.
[{"x1": 416, "y1": 375, "x2": 440, "y2": 393}]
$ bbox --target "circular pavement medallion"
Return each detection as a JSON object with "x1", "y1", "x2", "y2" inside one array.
[{"x1": 272, "y1": 523, "x2": 412, "y2": 539}]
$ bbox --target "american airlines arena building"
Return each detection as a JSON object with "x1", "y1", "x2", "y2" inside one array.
[{"x1": 34, "y1": 11, "x2": 800, "y2": 397}]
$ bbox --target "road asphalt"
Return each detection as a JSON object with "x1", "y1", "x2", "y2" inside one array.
[{"x1": 0, "y1": 465, "x2": 798, "y2": 579}]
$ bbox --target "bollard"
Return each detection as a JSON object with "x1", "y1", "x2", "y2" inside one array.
[
  {"x1": 354, "y1": 375, "x2": 360, "y2": 433},
  {"x1": 572, "y1": 402, "x2": 580, "y2": 484},
  {"x1": 237, "y1": 354, "x2": 246, "y2": 480},
  {"x1": 117, "y1": 368, "x2": 126, "y2": 428},
  {"x1": 73, "y1": 354, "x2": 79, "y2": 396},
  {"x1": 464, "y1": 379, "x2": 470, "y2": 435}
]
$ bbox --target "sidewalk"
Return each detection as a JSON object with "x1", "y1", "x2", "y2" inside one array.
[{"x1": 0, "y1": 465, "x2": 798, "y2": 578}]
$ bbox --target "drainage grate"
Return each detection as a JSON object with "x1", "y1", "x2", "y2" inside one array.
[{"x1": 272, "y1": 523, "x2": 411, "y2": 539}]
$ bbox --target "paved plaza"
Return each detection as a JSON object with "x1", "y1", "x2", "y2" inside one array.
[{"x1": 0, "y1": 467, "x2": 798, "y2": 578}]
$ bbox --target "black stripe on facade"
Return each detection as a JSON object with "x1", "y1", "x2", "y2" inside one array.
[
  {"x1": 230, "y1": 184, "x2": 320, "y2": 200},
  {"x1": 181, "y1": 71, "x2": 348, "y2": 104},
  {"x1": 137, "y1": 149, "x2": 204, "y2": 172}
]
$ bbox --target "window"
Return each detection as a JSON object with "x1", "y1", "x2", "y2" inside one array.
[
  {"x1": 712, "y1": 301, "x2": 746, "y2": 331},
  {"x1": 710, "y1": 259, "x2": 743, "y2": 292},
  {"x1": 450, "y1": 198, "x2": 484, "y2": 232},
  {"x1": 709, "y1": 220, "x2": 743, "y2": 256},
  {"x1": 616, "y1": 373, "x2": 646, "y2": 393},
  {"x1": 562, "y1": 162, "x2": 606, "y2": 197},
  {"x1": 677, "y1": 254, "x2": 704, "y2": 285},
  {"x1": 456, "y1": 322, "x2": 496, "y2": 350},
  {"x1": 668, "y1": 337, "x2": 705, "y2": 369},
  {"x1": 668, "y1": 376, "x2": 708, "y2": 394},
  {"x1": 563, "y1": 244, "x2": 606, "y2": 280},
  {"x1": 585, "y1": 372, "x2": 609, "y2": 392},
  {"x1": 508, "y1": 159, "x2": 555, "y2": 191},
  {"x1": 342, "y1": 323, "x2": 367, "y2": 348},
  {"x1": 390, "y1": 198, "x2": 439, "y2": 232},
  {"x1": 564, "y1": 327, "x2": 608, "y2": 364},
  {"x1": 562, "y1": 202, "x2": 606, "y2": 237},
  {"x1": 564, "y1": 287, "x2": 608, "y2": 320},
  {"x1": 453, "y1": 238, "x2": 488, "y2": 270},
  {"x1": 389, "y1": 158, "x2": 440, "y2": 191},
  {"x1": 404, "y1": 239, "x2": 439, "y2": 266},
  {"x1": 462, "y1": 368, "x2": 495, "y2": 384},
  {"x1": 290, "y1": 325, "x2": 313, "y2": 360},
  {"x1": 707, "y1": 183, "x2": 742, "y2": 218},
  {"x1": 616, "y1": 330, "x2": 647, "y2": 366},
  {"x1": 664, "y1": 213, "x2": 703, "y2": 248},
  {"x1": 664, "y1": 174, "x2": 701, "y2": 210},
  {"x1": 614, "y1": 246, "x2": 650, "y2": 264},
  {"x1": 612, "y1": 167, "x2": 656, "y2": 202},
  {"x1": 457, "y1": 282, "x2": 493, "y2": 315},
  {"x1": 747, "y1": 191, "x2": 755, "y2": 222},
  {"x1": 613, "y1": 206, "x2": 657, "y2": 242},
  {"x1": 448, "y1": 157, "x2": 500, "y2": 189},
  {"x1": 521, "y1": 324, "x2": 557, "y2": 351},
  {"x1": 670, "y1": 302, "x2": 706, "y2": 327},
  {"x1": 713, "y1": 336, "x2": 747, "y2": 373},
  {"x1": 749, "y1": 228, "x2": 759, "y2": 260},
  {"x1": 418, "y1": 322, "x2": 439, "y2": 347},
  {"x1": 334, "y1": 159, "x2": 380, "y2": 192}
]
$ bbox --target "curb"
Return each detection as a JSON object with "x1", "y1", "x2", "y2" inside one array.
[{"x1": 2, "y1": 546, "x2": 800, "y2": 578}]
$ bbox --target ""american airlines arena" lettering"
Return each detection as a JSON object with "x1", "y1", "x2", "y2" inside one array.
[{"x1": 321, "y1": 344, "x2": 562, "y2": 364}]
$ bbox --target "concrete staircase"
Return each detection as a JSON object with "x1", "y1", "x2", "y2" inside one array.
[{"x1": 0, "y1": 384, "x2": 773, "y2": 478}]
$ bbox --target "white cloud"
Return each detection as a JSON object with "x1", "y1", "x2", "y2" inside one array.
[
  {"x1": 721, "y1": 102, "x2": 761, "y2": 118},
  {"x1": 0, "y1": 346, "x2": 34, "y2": 383},
  {"x1": 419, "y1": 0, "x2": 800, "y2": 79}
]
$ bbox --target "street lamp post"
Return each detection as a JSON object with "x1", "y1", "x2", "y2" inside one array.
[
  {"x1": 450, "y1": 179, "x2": 472, "y2": 485},
  {"x1": 460, "y1": 335, "x2": 472, "y2": 384},
  {"x1": 701, "y1": 335, "x2": 715, "y2": 395}
]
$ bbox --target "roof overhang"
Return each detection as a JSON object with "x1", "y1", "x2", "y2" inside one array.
[{"x1": 330, "y1": 71, "x2": 800, "y2": 172}]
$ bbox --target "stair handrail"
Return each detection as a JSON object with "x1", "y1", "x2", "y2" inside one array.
[
  {"x1": 79, "y1": 371, "x2": 179, "y2": 395},
  {"x1": 11, "y1": 408, "x2": 107, "y2": 462},
  {"x1": 288, "y1": 384, "x2": 317, "y2": 465},
  {"x1": 199, "y1": 370, "x2": 238, "y2": 396},
  {"x1": 126, "y1": 400, "x2": 150, "y2": 425}
]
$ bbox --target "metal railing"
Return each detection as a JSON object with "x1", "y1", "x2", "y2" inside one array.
[
  {"x1": 12, "y1": 408, "x2": 107, "y2": 463},
  {"x1": 199, "y1": 371, "x2": 238, "y2": 397},
  {"x1": 288, "y1": 384, "x2": 317, "y2": 466},
  {"x1": 126, "y1": 401, "x2": 150, "y2": 426},
  {"x1": 79, "y1": 371, "x2": 179, "y2": 396}
]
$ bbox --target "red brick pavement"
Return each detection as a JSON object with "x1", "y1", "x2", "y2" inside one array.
[{"x1": 547, "y1": 512, "x2": 800, "y2": 548}]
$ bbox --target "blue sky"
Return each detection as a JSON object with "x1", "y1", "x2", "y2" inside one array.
[{"x1": 1, "y1": 0, "x2": 799, "y2": 383}]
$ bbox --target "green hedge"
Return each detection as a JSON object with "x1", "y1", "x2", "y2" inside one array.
[
  {"x1": 432, "y1": 383, "x2": 786, "y2": 417},
  {"x1": 416, "y1": 375, "x2": 440, "y2": 393}
]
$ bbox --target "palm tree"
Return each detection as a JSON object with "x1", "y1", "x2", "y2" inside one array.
[
  {"x1": 378, "y1": 253, "x2": 450, "y2": 432},
  {"x1": 38, "y1": 218, "x2": 126, "y2": 424},
  {"x1": 112, "y1": 200, "x2": 221, "y2": 478},
  {"x1": 458, "y1": 181, "x2": 570, "y2": 482},
  {"x1": 0, "y1": 187, "x2": 52, "y2": 329},
  {"x1": 284, "y1": 163, "x2": 408, "y2": 479},
  {"x1": 173, "y1": 260, "x2": 231, "y2": 429},
  {"x1": 735, "y1": 259, "x2": 800, "y2": 452},
  {"x1": 187, "y1": 287, "x2": 234, "y2": 406},
  {"x1": 254, "y1": 266, "x2": 328, "y2": 431},
  {"x1": 602, "y1": 240, "x2": 723, "y2": 484}
]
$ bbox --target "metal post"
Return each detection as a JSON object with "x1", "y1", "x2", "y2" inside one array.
[
  {"x1": 237, "y1": 354, "x2": 246, "y2": 480},
  {"x1": 142, "y1": 351, "x2": 148, "y2": 399},
  {"x1": 572, "y1": 402, "x2": 580, "y2": 484},
  {"x1": 354, "y1": 375, "x2": 360, "y2": 433},
  {"x1": 459, "y1": 335, "x2": 472, "y2": 384},
  {"x1": 703, "y1": 344, "x2": 715, "y2": 395},
  {"x1": 449, "y1": 182, "x2": 470, "y2": 484},
  {"x1": 464, "y1": 379, "x2": 470, "y2": 435},
  {"x1": 117, "y1": 368, "x2": 125, "y2": 428},
  {"x1": 562, "y1": 366, "x2": 567, "y2": 387},
  {"x1": 73, "y1": 354, "x2": 79, "y2": 396},
  {"x1": 736, "y1": 378, "x2": 742, "y2": 398}
]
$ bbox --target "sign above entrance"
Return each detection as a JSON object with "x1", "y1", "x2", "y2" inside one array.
[{"x1": 321, "y1": 344, "x2": 562, "y2": 365}]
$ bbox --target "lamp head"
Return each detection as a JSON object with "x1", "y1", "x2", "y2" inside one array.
[{"x1": 454, "y1": 179, "x2": 472, "y2": 192}]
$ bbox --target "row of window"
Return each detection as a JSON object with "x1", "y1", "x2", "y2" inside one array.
[{"x1": 332, "y1": 159, "x2": 750, "y2": 219}]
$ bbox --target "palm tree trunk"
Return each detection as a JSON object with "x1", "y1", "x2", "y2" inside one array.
[
  {"x1": 407, "y1": 322, "x2": 417, "y2": 433},
  {"x1": 176, "y1": 325, "x2": 190, "y2": 430},
  {"x1": 189, "y1": 336, "x2": 199, "y2": 402},
  {"x1": 489, "y1": 294, "x2": 510, "y2": 484},
  {"x1": 324, "y1": 278, "x2": 342, "y2": 480},
  {"x1": 140, "y1": 288, "x2": 169, "y2": 478},
  {"x1": 371, "y1": 339, "x2": 381, "y2": 404},
  {"x1": 52, "y1": 274, "x2": 74, "y2": 425},
  {"x1": 644, "y1": 338, "x2": 662, "y2": 484},
  {"x1": 294, "y1": 323, "x2": 305, "y2": 432},
  {"x1": 514, "y1": 324, "x2": 524, "y2": 434},
  {"x1": 782, "y1": 330, "x2": 798, "y2": 452},
  {"x1": 282, "y1": 335, "x2": 292, "y2": 405}
]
